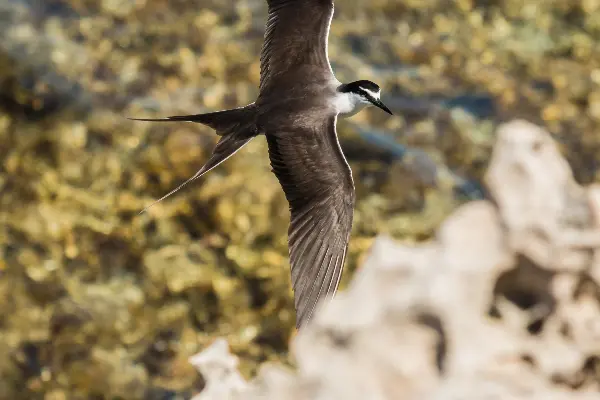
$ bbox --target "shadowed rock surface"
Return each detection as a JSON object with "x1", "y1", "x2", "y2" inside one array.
[{"x1": 189, "y1": 120, "x2": 600, "y2": 399}]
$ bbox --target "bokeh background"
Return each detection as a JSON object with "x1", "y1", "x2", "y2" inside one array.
[{"x1": 1, "y1": 0, "x2": 599, "y2": 398}]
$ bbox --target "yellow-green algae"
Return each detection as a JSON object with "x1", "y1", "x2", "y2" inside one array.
[{"x1": 1, "y1": 0, "x2": 600, "y2": 398}]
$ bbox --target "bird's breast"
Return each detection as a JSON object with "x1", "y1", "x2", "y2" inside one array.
[{"x1": 333, "y1": 93, "x2": 366, "y2": 118}]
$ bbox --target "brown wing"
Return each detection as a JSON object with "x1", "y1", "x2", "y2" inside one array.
[
  {"x1": 266, "y1": 115, "x2": 355, "y2": 328},
  {"x1": 260, "y1": 0, "x2": 335, "y2": 90}
]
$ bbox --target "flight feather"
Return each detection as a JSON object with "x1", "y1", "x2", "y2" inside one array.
[{"x1": 266, "y1": 115, "x2": 355, "y2": 328}]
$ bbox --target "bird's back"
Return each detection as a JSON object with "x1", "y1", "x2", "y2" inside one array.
[{"x1": 256, "y1": 69, "x2": 339, "y2": 132}]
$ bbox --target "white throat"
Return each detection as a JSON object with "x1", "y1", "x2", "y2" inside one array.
[{"x1": 333, "y1": 92, "x2": 370, "y2": 118}]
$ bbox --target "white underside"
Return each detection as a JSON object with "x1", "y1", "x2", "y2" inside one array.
[{"x1": 332, "y1": 91, "x2": 370, "y2": 118}]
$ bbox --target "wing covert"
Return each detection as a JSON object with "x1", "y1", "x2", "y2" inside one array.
[
  {"x1": 266, "y1": 115, "x2": 355, "y2": 328},
  {"x1": 260, "y1": 0, "x2": 335, "y2": 90}
]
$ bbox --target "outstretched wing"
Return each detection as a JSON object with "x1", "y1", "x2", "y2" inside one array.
[
  {"x1": 260, "y1": 0, "x2": 335, "y2": 90},
  {"x1": 266, "y1": 115, "x2": 355, "y2": 328}
]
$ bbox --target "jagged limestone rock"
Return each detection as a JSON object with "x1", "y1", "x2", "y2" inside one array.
[{"x1": 189, "y1": 120, "x2": 600, "y2": 399}]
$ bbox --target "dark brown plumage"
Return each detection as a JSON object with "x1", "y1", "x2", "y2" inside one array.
[
  {"x1": 260, "y1": 0, "x2": 334, "y2": 90},
  {"x1": 265, "y1": 115, "x2": 354, "y2": 327},
  {"x1": 128, "y1": 0, "x2": 392, "y2": 328}
]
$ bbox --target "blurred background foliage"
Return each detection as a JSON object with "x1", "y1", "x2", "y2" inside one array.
[{"x1": 1, "y1": 0, "x2": 599, "y2": 398}]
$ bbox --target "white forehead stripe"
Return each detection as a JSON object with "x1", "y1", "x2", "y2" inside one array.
[{"x1": 362, "y1": 88, "x2": 380, "y2": 100}]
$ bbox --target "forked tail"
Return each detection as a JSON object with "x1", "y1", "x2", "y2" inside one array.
[
  {"x1": 128, "y1": 103, "x2": 259, "y2": 136},
  {"x1": 128, "y1": 104, "x2": 260, "y2": 213}
]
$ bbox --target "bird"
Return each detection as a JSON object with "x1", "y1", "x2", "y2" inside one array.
[{"x1": 129, "y1": 0, "x2": 393, "y2": 328}]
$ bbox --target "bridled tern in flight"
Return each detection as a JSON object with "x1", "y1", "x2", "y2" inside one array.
[{"x1": 129, "y1": 0, "x2": 393, "y2": 328}]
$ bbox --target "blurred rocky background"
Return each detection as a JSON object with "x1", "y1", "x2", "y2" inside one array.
[
  {"x1": 0, "y1": 0, "x2": 599, "y2": 399},
  {"x1": 191, "y1": 120, "x2": 600, "y2": 400}
]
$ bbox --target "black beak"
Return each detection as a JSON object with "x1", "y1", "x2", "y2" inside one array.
[{"x1": 371, "y1": 97, "x2": 393, "y2": 115}]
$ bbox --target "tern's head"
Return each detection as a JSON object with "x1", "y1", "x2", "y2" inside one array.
[{"x1": 337, "y1": 80, "x2": 393, "y2": 115}]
